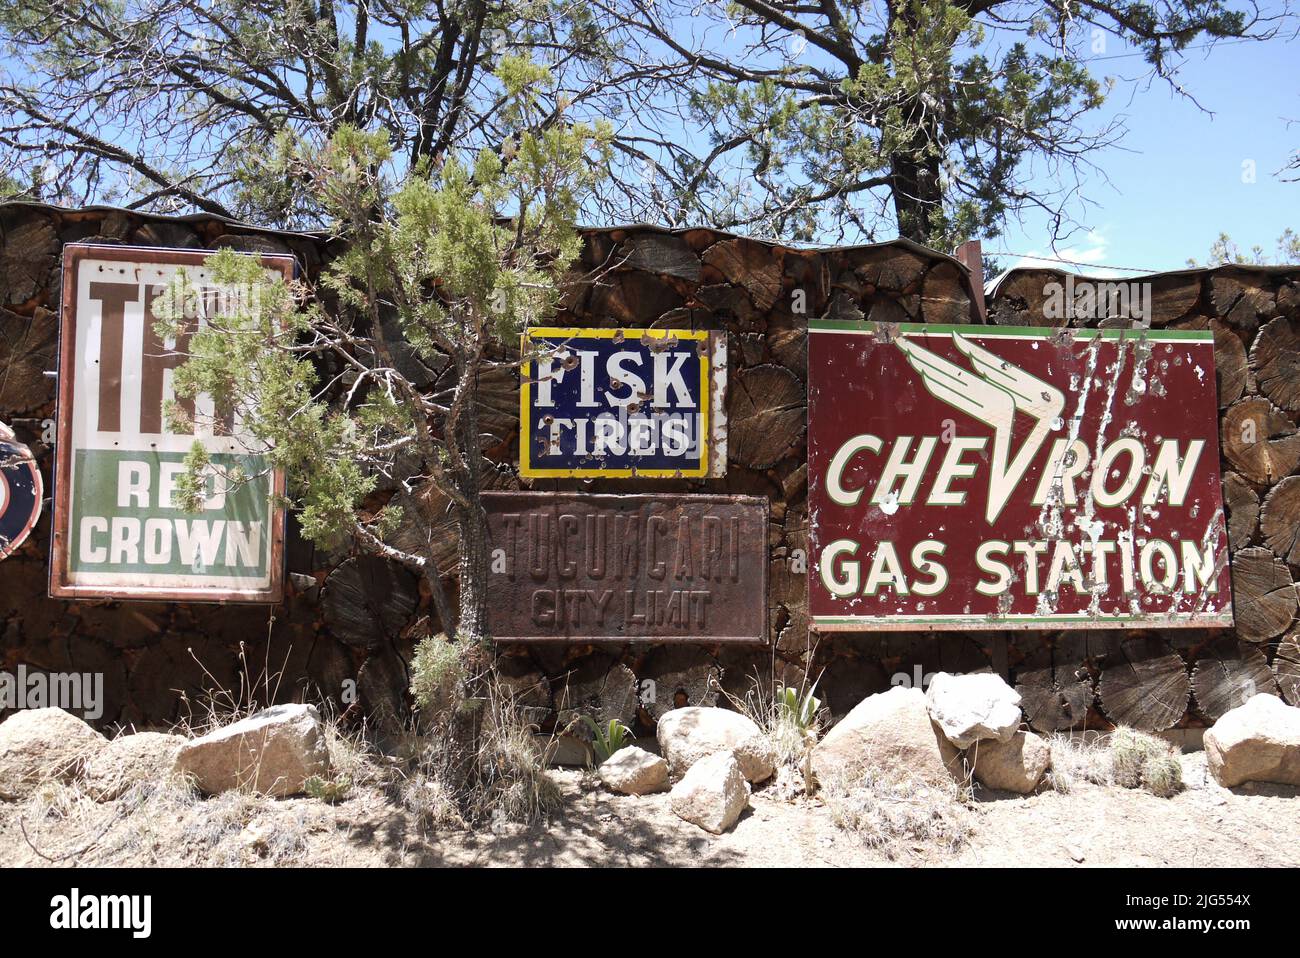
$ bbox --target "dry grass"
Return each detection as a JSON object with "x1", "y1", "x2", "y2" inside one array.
[
  {"x1": 175, "y1": 638, "x2": 293, "y2": 736},
  {"x1": 14, "y1": 773, "x2": 205, "y2": 866},
  {"x1": 409, "y1": 634, "x2": 464, "y2": 720},
  {"x1": 8, "y1": 720, "x2": 404, "y2": 867},
  {"x1": 1047, "y1": 733, "x2": 1114, "y2": 793},
  {"x1": 2, "y1": 635, "x2": 564, "y2": 867},
  {"x1": 820, "y1": 762, "x2": 973, "y2": 860},
  {"x1": 391, "y1": 663, "x2": 561, "y2": 829},
  {"x1": 723, "y1": 664, "x2": 824, "y2": 797},
  {"x1": 1048, "y1": 728, "x2": 1182, "y2": 798}
]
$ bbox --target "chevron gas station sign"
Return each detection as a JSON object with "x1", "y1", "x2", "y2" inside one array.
[{"x1": 806, "y1": 321, "x2": 1232, "y2": 631}]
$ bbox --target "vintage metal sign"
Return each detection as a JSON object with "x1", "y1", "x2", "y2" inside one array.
[
  {"x1": 50, "y1": 245, "x2": 292, "y2": 602},
  {"x1": 484, "y1": 491, "x2": 767, "y2": 642},
  {"x1": 0, "y1": 421, "x2": 42, "y2": 560},
  {"x1": 519, "y1": 327, "x2": 727, "y2": 478},
  {"x1": 807, "y1": 320, "x2": 1232, "y2": 630}
]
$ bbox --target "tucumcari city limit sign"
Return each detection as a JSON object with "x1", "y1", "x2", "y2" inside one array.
[
  {"x1": 49, "y1": 245, "x2": 293, "y2": 602},
  {"x1": 807, "y1": 320, "x2": 1233, "y2": 631}
]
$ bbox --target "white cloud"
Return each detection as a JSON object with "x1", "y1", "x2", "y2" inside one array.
[{"x1": 1006, "y1": 228, "x2": 1132, "y2": 279}]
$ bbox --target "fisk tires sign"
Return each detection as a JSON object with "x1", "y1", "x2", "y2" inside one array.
[
  {"x1": 50, "y1": 245, "x2": 292, "y2": 602},
  {"x1": 520, "y1": 327, "x2": 727, "y2": 478},
  {"x1": 807, "y1": 320, "x2": 1232, "y2": 630}
]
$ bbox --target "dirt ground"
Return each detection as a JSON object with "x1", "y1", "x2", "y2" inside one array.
[{"x1": 2, "y1": 750, "x2": 1297, "y2": 868}]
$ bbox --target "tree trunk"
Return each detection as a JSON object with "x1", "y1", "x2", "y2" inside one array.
[
  {"x1": 1250, "y1": 316, "x2": 1300, "y2": 413},
  {"x1": 0, "y1": 306, "x2": 57, "y2": 418},
  {"x1": 322, "y1": 556, "x2": 419, "y2": 648},
  {"x1": 728, "y1": 364, "x2": 806, "y2": 470},
  {"x1": 920, "y1": 262, "x2": 971, "y2": 324},
  {"x1": 451, "y1": 352, "x2": 492, "y2": 651},
  {"x1": 0, "y1": 211, "x2": 59, "y2": 307},
  {"x1": 889, "y1": 140, "x2": 942, "y2": 245},
  {"x1": 1016, "y1": 639, "x2": 1094, "y2": 732},
  {"x1": 1220, "y1": 397, "x2": 1300, "y2": 485},
  {"x1": 638, "y1": 646, "x2": 720, "y2": 723}
]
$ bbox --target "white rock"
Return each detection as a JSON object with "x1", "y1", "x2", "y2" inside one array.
[
  {"x1": 670, "y1": 751, "x2": 750, "y2": 834},
  {"x1": 0, "y1": 708, "x2": 107, "y2": 800},
  {"x1": 599, "y1": 746, "x2": 669, "y2": 795},
  {"x1": 174, "y1": 704, "x2": 330, "y2": 797},
  {"x1": 971, "y1": 730, "x2": 1051, "y2": 794},
  {"x1": 656, "y1": 707, "x2": 775, "y2": 783},
  {"x1": 810, "y1": 686, "x2": 960, "y2": 789},
  {"x1": 926, "y1": 671, "x2": 1022, "y2": 748},
  {"x1": 84, "y1": 732, "x2": 187, "y2": 801},
  {"x1": 1204, "y1": 693, "x2": 1300, "y2": 788}
]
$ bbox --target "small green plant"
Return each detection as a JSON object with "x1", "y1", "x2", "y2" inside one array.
[
  {"x1": 304, "y1": 774, "x2": 351, "y2": 804},
  {"x1": 410, "y1": 634, "x2": 465, "y2": 716},
  {"x1": 1141, "y1": 751, "x2": 1183, "y2": 799},
  {"x1": 777, "y1": 685, "x2": 821, "y2": 734},
  {"x1": 581, "y1": 716, "x2": 632, "y2": 764},
  {"x1": 1109, "y1": 727, "x2": 1183, "y2": 797}
]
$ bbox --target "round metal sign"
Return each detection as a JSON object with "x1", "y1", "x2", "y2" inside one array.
[{"x1": 0, "y1": 421, "x2": 43, "y2": 560}]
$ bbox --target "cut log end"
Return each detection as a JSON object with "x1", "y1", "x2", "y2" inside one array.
[
  {"x1": 1097, "y1": 636, "x2": 1190, "y2": 732},
  {"x1": 1260, "y1": 476, "x2": 1300, "y2": 566},
  {"x1": 1222, "y1": 471, "x2": 1260, "y2": 551},
  {"x1": 1192, "y1": 640, "x2": 1277, "y2": 721},
  {"x1": 1275, "y1": 629, "x2": 1300, "y2": 707},
  {"x1": 1230, "y1": 547, "x2": 1298, "y2": 644},
  {"x1": 322, "y1": 556, "x2": 419, "y2": 648}
]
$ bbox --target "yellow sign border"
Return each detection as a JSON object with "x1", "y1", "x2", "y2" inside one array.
[{"x1": 520, "y1": 327, "x2": 711, "y2": 478}]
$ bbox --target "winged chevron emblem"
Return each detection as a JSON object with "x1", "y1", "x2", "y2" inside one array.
[{"x1": 896, "y1": 333, "x2": 1065, "y2": 525}]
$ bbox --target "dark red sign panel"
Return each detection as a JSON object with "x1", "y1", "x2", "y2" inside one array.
[
  {"x1": 807, "y1": 321, "x2": 1232, "y2": 630},
  {"x1": 484, "y1": 491, "x2": 768, "y2": 642}
]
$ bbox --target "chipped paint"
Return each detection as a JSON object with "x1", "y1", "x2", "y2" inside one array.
[
  {"x1": 519, "y1": 327, "x2": 728, "y2": 478},
  {"x1": 806, "y1": 321, "x2": 1233, "y2": 631}
]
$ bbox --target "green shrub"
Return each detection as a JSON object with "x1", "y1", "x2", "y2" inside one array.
[
  {"x1": 304, "y1": 774, "x2": 351, "y2": 804},
  {"x1": 1109, "y1": 727, "x2": 1182, "y2": 797},
  {"x1": 410, "y1": 634, "x2": 465, "y2": 715}
]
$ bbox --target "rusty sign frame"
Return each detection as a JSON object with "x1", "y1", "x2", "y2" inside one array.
[
  {"x1": 483, "y1": 491, "x2": 769, "y2": 643},
  {"x1": 50, "y1": 244, "x2": 293, "y2": 603},
  {"x1": 806, "y1": 319, "x2": 1234, "y2": 632},
  {"x1": 519, "y1": 326, "x2": 728, "y2": 478}
]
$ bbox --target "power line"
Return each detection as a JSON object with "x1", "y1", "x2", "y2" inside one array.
[
  {"x1": 988, "y1": 251, "x2": 1163, "y2": 273},
  {"x1": 1088, "y1": 36, "x2": 1259, "y2": 62},
  {"x1": 970, "y1": 25, "x2": 1265, "y2": 63}
]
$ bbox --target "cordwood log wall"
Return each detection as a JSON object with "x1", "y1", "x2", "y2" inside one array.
[{"x1": 2, "y1": 201, "x2": 1298, "y2": 735}]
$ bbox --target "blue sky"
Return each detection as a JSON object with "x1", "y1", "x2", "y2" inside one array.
[{"x1": 991, "y1": 31, "x2": 1299, "y2": 274}]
